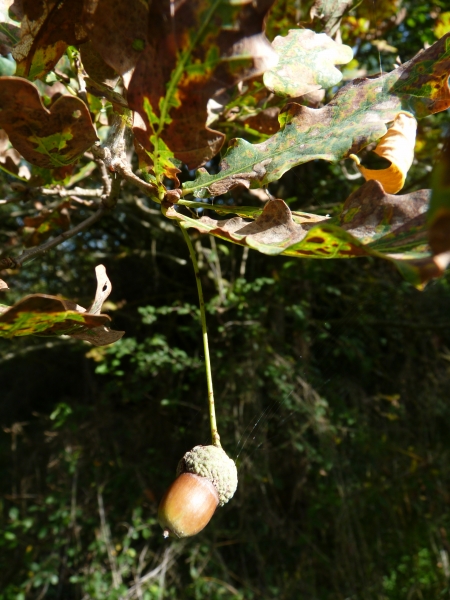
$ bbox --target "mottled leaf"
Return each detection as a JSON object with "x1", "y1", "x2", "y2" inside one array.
[
  {"x1": 339, "y1": 180, "x2": 429, "y2": 246},
  {"x1": 127, "y1": 0, "x2": 276, "y2": 178},
  {"x1": 183, "y1": 33, "x2": 450, "y2": 198},
  {"x1": 0, "y1": 265, "x2": 124, "y2": 345},
  {"x1": 350, "y1": 112, "x2": 417, "y2": 194},
  {"x1": 168, "y1": 180, "x2": 443, "y2": 285},
  {"x1": 0, "y1": 76, "x2": 98, "y2": 168},
  {"x1": 169, "y1": 182, "x2": 430, "y2": 255},
  {"x1": 165, "y1": 198, "x2": 306, "y2": 255},
  {"x1": 391, "y1": 33, "x2": 450, "y2": 117},
  {"x1": 12, "y1": 0, "x2": 87, "y2": 80},
  {"x1": 263, "y1": 29, "x2": 353, "y2": 98}
]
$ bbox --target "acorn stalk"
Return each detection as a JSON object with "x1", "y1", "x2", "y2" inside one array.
[{"x1": 158, "y1": 230, "x2": 238, "y2": 539}]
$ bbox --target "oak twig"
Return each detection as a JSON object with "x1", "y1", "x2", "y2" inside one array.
[
  {"x1": 91, "y1": 143, "x2": 160, "y2": 201},
  {"x1": 0, "y1": 206, "x2": 106, "y2": 268}
]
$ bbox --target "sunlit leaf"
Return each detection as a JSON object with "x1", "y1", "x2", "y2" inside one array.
[
  {"x1": 350, "y1": 112, "x2": 417, "y2": 194},
  {"x1": 263, "y1": 29, "x2": 353, "y2": 98},
  {"x1": 12, "y1": 0, "x2": 86, "y2": 80},
  {"x1": 183, "y1": 33, "x2": 450, "y2": 198}
]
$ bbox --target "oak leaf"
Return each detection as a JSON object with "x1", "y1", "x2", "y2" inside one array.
[
  {"x1": 12, "y1": 0, "x2": 87, "y2": 80},
  {"x1": 264, "y1": 29, "x2": 353, "y2": 98},
  {"x1": 0, "y1": 76, "x2": 98, "y2": 168},
  {"x1": 0, "y1": 265, "x2": 124, "y2": 345},
  {"x1": 183, "y1": 33, "x2": 450, "y2": 198},
  {"x1": 128, "y1": 0, "x2": 277, "y2": 172}
]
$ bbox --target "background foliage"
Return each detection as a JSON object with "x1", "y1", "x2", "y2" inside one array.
[{"x1": 1, "y1": 0, "x2": 450, "y2": 599}]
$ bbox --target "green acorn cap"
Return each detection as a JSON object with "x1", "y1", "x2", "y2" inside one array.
[{"x1": 176, "y1": 445, "x2": 238, "y2": 506}]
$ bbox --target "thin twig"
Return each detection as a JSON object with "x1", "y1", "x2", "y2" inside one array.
[
  {"x1": 0, "y1": 206, "x2": 106, "y2": 269},
  {"x1": 123, "y1": 546, "x2": 179, "y2": 600},
  {"x1": 96, "y1": 159, "x2": 112, "y2": 197},
  {"x1": 98, "y1": 489, "x2": 123, "y2": 589},
  {"x1": 37, "y1": 187, "x2": 103, "y2": 198},
  {"x1": 0, "y1": 197, "x2": 24, "y2": 205},
  {"x1": 179, "y1": 225, "x2": 221, "y2": 448}
]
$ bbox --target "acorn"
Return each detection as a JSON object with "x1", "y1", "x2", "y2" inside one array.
[{"x1": 158, "y1": 445, "x2": 238, "y2": 538}]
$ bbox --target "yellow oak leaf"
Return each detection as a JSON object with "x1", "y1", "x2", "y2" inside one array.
[{"x1": 350, "y1": 112, "x2": 417, "y2": 194}]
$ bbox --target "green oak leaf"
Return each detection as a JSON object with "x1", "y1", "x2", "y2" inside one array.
[{"x1": 183, "y1": 33, "x2": 450, "y2": 198}]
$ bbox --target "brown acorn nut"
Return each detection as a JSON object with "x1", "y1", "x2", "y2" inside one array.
[{"x1": 158, "y1": 445, "x2": 238, "y2": 538}]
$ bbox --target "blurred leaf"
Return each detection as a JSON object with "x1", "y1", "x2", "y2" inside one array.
[
  {"x1": 12, "y1": 0, "x2": 86, "y2": 80},
  {"x1": 434, "y1": 12, "x2": 450, "y2": 39},
  {"x1": 0, "y1": 128, "x2": 21, "y2": 175},
  {"x1": 0, "y1": 278, "x2": 8, "y2": 290},
  {"x1": 22, "y1": 201, "x2": 71, "y2": 248},
  {"x1": 427, "y1": 139, "x2": 450, "y2": 277},
  {"x1": 183, "y1": 33, "x2": 450, "y2": 198},
  {"x1": 0, "y1": 265, "x2": 124, "y2": 345},
  {"x1": 79, "y1": 40, "x2": 118, "y2": 87},
  {"x1": 0, "y1": 76, "x2": 97, "y2": 167},
  {"x1": 263, "y1": 29, "x2": 353, "y2": 98},
  {"x1": 350, "y1": 112, "x2": 417, "y2": 194},
  {"x1": 310, "y1": 0, "x2": 354, "y2": 34},
  {"x1": 0, "y1": 20, "x2": 19, "y2": 55}
]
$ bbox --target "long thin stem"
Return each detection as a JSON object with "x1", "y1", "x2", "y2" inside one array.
[{"x1": 179, "y1": 225, "x2": 221, "y2": 448}]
